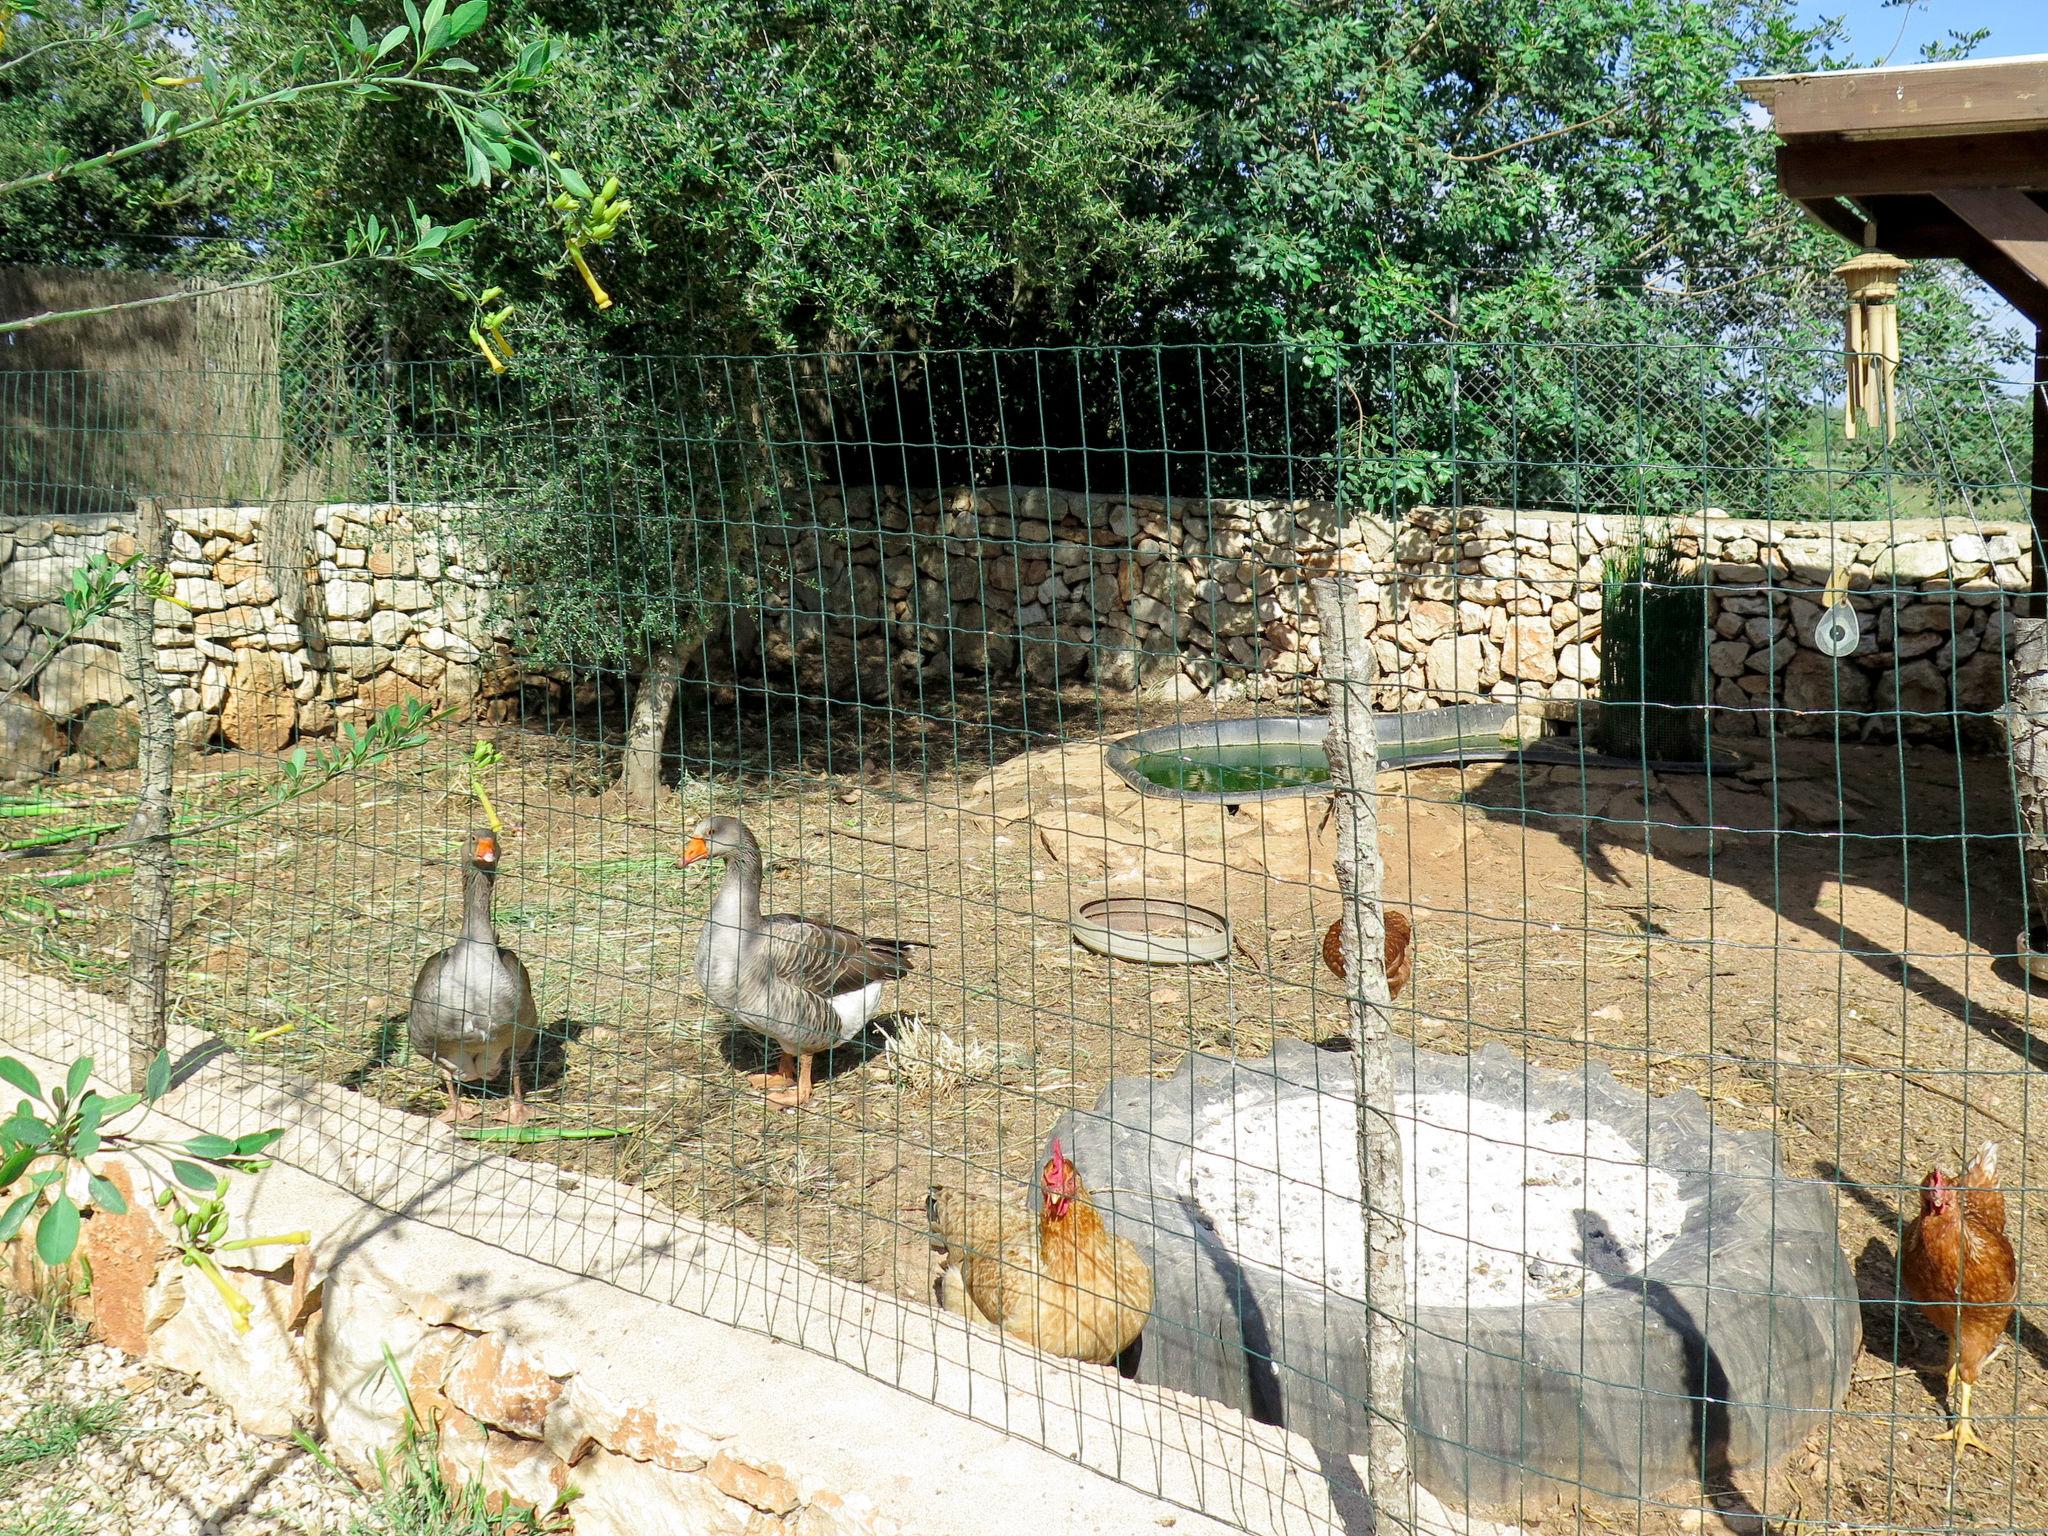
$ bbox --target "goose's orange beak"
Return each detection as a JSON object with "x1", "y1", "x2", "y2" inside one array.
[
  {"x1": 681, "y1": 835, "x2": 709, "y2": 865},
  {"x1": 474, "y1": 834, "x2": 499, "y2": 864}
]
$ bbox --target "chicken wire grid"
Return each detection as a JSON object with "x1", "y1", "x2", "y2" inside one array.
[{"x1": 0, "y1": 336, "x2": 2040, "y2": 1536}]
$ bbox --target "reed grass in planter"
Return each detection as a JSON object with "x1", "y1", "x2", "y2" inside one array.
[{"x1": 1594, "y1": 527, "x2": 1707, "y2": 764}]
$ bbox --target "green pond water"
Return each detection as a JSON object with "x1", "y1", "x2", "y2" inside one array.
[{"x1": 1132, "y1": 732, "x2": 1488, "y2": 795}]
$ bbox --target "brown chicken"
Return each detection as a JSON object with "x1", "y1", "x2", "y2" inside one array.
[
  {"x1": 1322, "y1": 907, "x2": 1414, "y2": 998},
  {"x1": 1900, "y1": 1142, "x2": 2017, "y2": 1456},
  {"x1": 927, "y1": 1140, "x2": 1152, "y2": 1365}
]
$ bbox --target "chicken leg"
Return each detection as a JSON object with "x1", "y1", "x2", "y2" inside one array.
[
  {"x1": 764, "y1": 1051, "x2": 815, "y2": 1110},
  {"x1": 746, "y1": 1050, "x2": 798, "y2": 1094},
  {"x1": 1933, "y1": 1379, "x2": 1993, "y2": 1457}
]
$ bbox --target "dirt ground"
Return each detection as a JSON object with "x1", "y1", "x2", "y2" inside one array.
[{"x1": 4, "y1": 680, "x2": 2045, "y2": 1536}]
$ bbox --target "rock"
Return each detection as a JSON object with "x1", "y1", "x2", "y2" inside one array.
[
  {"x1": 369, "y1": 609, "x2": 412, "y2": 649},
  {"x1": 194, "y1": 605, "x2": 266, "y2": 641},
  {"x1": 1559, "y1": 642, "x2": 1600, "y2": 684},
  {"x1": 1777, "y1": 778, "x2": 1861, "y2": 828},
  {"x1": 1656, "y1": 773, "x2": 1777, "y2": 833},
  {"x1": 1952, "y1": 650, "x2": 2006, "y2": 711},
  {"x1": 1423, "y1": 633, "x2": 1487, "y2": 697},
  {"x1": 1895, "y1": 600, "x2": 1960, "y2": 635},
  {"x1": 62, "y1": 1162, "x2": 166, "y2": 1357},
  {"x1": 1877, "y1": 658, "x2": 1946, "y2": 719},
  {"x1": 145, "y1": 1252, "x2": 318, "y2": 1438},
  {"x1": 705, "y1": 1451, "x2": 801, "y2": 1516},
  {"x1": 220, "y1": 651, "x2": 296, "y2": 752},
  {"x1": 0, "y1": 697, "x2": 65, "y2": 779},
  {"x1": 1404, "y1": 599, "x2": 1456, "y2": 646},
  {"x1": 358, "y1": 669, "x2": 426, "y2": 714},
  {"x1": 1872, "y1": 541, "x2": 1949, "y2": 584},
  {"x1": 417, "y1": 626, "x2": 482, "y2": 664},
  {"x1": 572, "y1": 1446, "x2": 754, "y2": 1536},
  {"x1": 324, "y1": 575, "x2": 373, "y2": 620},
  {"x1": 36, "y1": 644, "x2": 129, "y2": 720},
  {"x1": 1781, "y1": 651, "x2": 1871, "y2": 713},
  {"x1": 75, "y1": 705, "x2": 141, "y2": 769},
  {"x1": 1498, "y1": 617, "x2": 1557, "y2": 683},
  {"x1": 1708, "y1": 640, "x2": 1748, "y2": 678},
  {"x1": 443, "y1": 1333, "x2": 564, "y2": 1439}
]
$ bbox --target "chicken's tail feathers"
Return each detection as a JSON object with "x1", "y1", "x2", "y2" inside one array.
[{"x1": 1967, "y1": 1141, "x2": 2000, "y2": 1182}]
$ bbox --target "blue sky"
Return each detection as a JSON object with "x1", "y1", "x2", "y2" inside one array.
[{"x1": 1808, "y1": 0, "x2": 2047, "y2": 65}]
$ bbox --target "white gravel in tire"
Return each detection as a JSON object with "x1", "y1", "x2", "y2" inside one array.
[
  {"x1": 1, "y1": 1302, "x2": 375, "y2": 1536},
  {"x1": 1184, "y1": 1090, "x2": 1691, "y2": 1307}
]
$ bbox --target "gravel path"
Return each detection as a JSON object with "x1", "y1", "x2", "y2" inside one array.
[{"x1": 1, "y1": 1300, "x2": 376, "y2": 1536}]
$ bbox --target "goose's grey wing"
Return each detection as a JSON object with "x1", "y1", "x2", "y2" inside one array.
[{"x1": 760, "y1": 912, "x2": 918, "y2": 997}]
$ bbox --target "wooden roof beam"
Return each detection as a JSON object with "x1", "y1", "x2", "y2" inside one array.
[
  {"x1": 1740, "y1": 56, "x2": 2048, "y2": 140},
  {"x1": 1935, "y1": 189, "x2": 2048, "y2": 325},
  {"x1": 1778, "y1": 131, "x2": 2048, "y2": 199}
]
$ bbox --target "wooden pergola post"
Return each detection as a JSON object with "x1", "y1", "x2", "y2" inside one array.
[
  {"x1": 1740, "y1": 56, "x2": 2048, "y2": 965},
  {"x1": 1739, "y1": 56, "x2": 2048, "y2": 599}
]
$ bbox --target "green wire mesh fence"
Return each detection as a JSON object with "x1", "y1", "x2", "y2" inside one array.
[{"x1": 0, "y1": 334, "x2": 2041, "y2": 1535}]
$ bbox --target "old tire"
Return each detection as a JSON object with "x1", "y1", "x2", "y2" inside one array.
[{"x1": 1045, "y1": 1039, "x2": 1859, "y2": 1512}]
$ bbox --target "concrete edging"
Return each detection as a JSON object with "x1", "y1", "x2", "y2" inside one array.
[{"x1": 0, "y1": 960, "x2": 1517, "y2": 1536}]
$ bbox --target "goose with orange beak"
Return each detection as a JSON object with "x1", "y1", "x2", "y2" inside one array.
[
  {"x1": 684, "y1": 816, "x2": 923, "y2": 1109},
  {"x1": 408, "y1": 829, "x2": 540, "y2": 1124}
]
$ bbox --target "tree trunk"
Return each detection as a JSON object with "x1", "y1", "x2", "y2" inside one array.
[
  {"x1": 121, "y1": 498, "x2": 177, "y2": 1092},
  {"x1": 616, "y1": 628, "x2": 710, "y2": 807},
  {"x1": 2008, "y1": 618, "x2": 2048, "y2": 953},
  {"x1": 1310, "y1": 576, "x2": 1412, "y2": 1532},
  {"x1": 618, "y1": 644, "x2": 683, "y2": 807}
]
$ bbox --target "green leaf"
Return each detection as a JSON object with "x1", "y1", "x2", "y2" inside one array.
[
  {"x1": 95, "y1": 1092, "x2": 141, "y2": 1121},
  {"x1": 145, "y1": 1051, "x2": 170, "y2": 1102},
  {"x1": 375, "y1": 24, "x2": 409, "y2": 58},
  {"x1": 183, "y1": 1134, "x2": 237, "y2": 1159},
  {"x1": 232, "y1": 1130, "x2": 284, "y2": 1157},
  {"x1": 36, "y1": 1194, "x2": 79, "y2": 1266},
  {"x1": 0, "y1": 1144, "x2": 32, "y2": 1189},
  {"x1": 348, "y1": 14, "x2": 370, "y2": 52},
  {"x1": 0, "y1": 1192, "x2": 35, "y2": 1243},
  {"x1": 557, "y1": 165, "x2": 592, "y2": 200},
  {"x1": 2, "y1": 1113, "x2": 50, "y2": 1150},
  {"x1": 0, "y1": 1057, "x2": 41, "y2": 1100},
  {"x1": 64, "y1": 1057, "x2": 91, "y2": 1105},
  {"x1": 446, "y1": 0, "x2": 487, "y2": 42},
  {"x1": 86, "y1": 1174, "x2": 127, "y2": 1217},
  {"x1": 170, "y1": 1161, "x2": 221, "y2": 1194}
]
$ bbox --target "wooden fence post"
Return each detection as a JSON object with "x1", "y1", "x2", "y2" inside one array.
[
  {"x1": 1311, "y1": 575, "x2": 1412, "y2": 1530},
  {"x1": 121, "y1": 497, "x2": 177, "y2": 1091},
  {"x1": 2008, "y1": 618, "x2": 2048, "y2": 964}
]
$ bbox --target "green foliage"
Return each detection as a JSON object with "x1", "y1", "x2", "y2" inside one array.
[
  {"x1": 0, "y1": 1397, "x2": 123, "y2": 1473},
  {"x1": 297, "y1": 1347, "x2": 570, "y2": 1535},
  {"x1": 1, "y1": 0, "x2": 612, "y2": 339},
  {"x1": 0, "y1": 1049, "x2": 284, "y2": 1272},
  {"x1": 1595, "y1": 526, "x2": 1707, "y2": 763}
]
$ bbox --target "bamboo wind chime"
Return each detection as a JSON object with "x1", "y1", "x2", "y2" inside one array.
[{"x1": 1834, "y1": 247, "x2": 1911, "y2": 442}]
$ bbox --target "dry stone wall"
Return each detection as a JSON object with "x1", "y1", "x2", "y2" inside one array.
[
  {"x1": 0, "y1": 493, "x2": 2027, "y2": 777},
  {"x1": 0, "y1": 504, "x2": 517, "y2": 776},
  {"x1": 771, "y1": 488, "x2": 2029, "y2": 738}
]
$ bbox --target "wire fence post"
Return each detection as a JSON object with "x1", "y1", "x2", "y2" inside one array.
[
  {"x1": 1311, "y1": 573, "x2": 1412, "y2": 1530},
  {"x1": 120, "y1": 495, "x2": 176, "y2": 1091}
]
